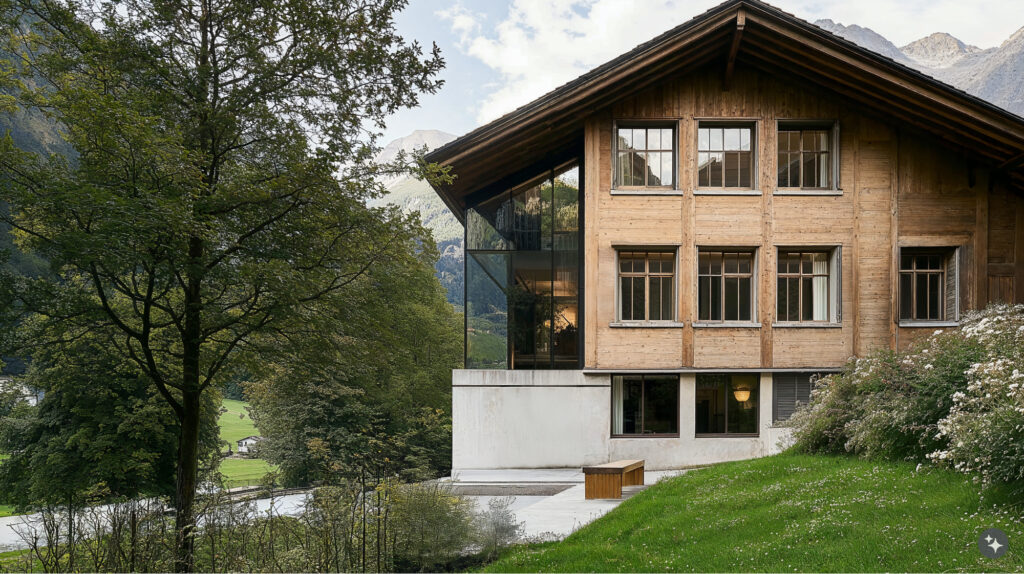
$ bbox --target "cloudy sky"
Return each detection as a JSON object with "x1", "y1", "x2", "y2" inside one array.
[{"x1": 382, "y1": 0, "x2": 1024, "y2": 144}]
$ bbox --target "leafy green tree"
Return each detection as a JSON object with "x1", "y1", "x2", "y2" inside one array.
[
  {"x1": 0, "y1": 0, "x2": 443, "y2": 569},
  {"x1": 246, "y1": 240, "x2": 462, "y2": 486},
  {"x1": 0, "y1": 331, "x2": 221, "y2": 509}
]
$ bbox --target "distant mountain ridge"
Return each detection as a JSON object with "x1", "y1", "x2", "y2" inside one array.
[{"x1": 815, "y1": 19, "x2": 1024, "y2": 116}]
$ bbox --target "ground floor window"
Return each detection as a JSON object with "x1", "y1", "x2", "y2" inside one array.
[
  {"x1": 695, "y1": 373, "x2": 759, "y2": 435},
  {"x1": 772, "y1": 372, "x2": 824, "y2": 423},
  {"x1": 612, "y1": 375, "x2": 679, "y2": 436}
]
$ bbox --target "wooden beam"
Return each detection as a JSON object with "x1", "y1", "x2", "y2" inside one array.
[
  {"x1": 998, "y1": 150, "x2": 1024, "y2": 171},
  {"x1": 723, "y1": 9, "x2": 746, "y2": 91}
]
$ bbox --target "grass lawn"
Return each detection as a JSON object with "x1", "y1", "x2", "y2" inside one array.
[
  {"x1": 217, "y1": 399, "x2": 277, "y2": 487},
  {"x1": 484, "y1": 453, "x2": 1024, "y2": 572},
  {"x1": 220, "y1": 398, "x2": 258, "y2": 448}
]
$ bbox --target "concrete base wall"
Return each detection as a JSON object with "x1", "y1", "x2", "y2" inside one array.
[{"x1": 452, "y1": 369, "x2": 794, "y2": 471}]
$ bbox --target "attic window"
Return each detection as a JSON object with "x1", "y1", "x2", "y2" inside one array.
[{"x1": 615, "y1": 126, "x2": 675, "y2": 188}]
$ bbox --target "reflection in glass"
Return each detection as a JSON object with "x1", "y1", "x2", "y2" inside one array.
[
  {"x1": 465, "y1": 163, "x2": 581, "y2": 370},
  {"x1": 696, "y1": 374, "x2": 759, "y2": 434}
]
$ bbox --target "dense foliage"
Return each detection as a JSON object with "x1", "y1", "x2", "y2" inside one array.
[
  {"x1": 789, "y1": 304, "x2": 1024, "y2": 485},
  {"x1": 246, "y1": 250, "x2": 462, "y2": 487},
  {"x1": 0, "y1": 0, "x2": 445, "y2": 569},
  {"x1": 0, "y1": 333, "x2": 221, "y2": 509}
]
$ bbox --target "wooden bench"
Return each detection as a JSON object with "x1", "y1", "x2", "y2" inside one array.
[{"x1": 582, "y1": 459, "x2": 645, "y2": 499}]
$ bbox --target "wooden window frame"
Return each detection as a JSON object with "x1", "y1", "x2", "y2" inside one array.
[
  {"x1": 611, "y1": 374, "x2": 680, "y2": 438},
  {"x1": 696, "y1": 248, "x2": 757, "y2": 324},
  {"x1": 898, "y1": 247, "x2": 959, "y2": 325},
  {"x1": 694, "y1": 373, "x2": 761, "y2": 437},
  {"x1": 612, "y1": 121, "x2": 677, "y2": 191},
  {"x1": 775, "y1": 120, "x2": 841, "y2": 193},
  {"x1": 695, "y1": 120, "x2": 758, "y2": 193},
  {"x1": 616, "y1": 249, "x2": 678, "y2": 323},
  {"x1": 776, "y1": 249, "x2": 832, "y2": 323}
]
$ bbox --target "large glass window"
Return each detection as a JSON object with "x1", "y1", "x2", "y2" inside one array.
[
  {"x1": 698, "y1": 250, "x2": 754, "y2": 322},
  {"x1": 616, "y1": 126, "x2": 674, "y2": 188},
  {"x1": 698, "y1": 124, "x2": 754, "y2": 189},
  {"x1": 612, "y1": 375, "x2": 679, "y2": 436},
  {"x1": 777, "y1": 126, "x2": 832, "y2": 189},
  {"x1": 465, "y1": 163, "x2": 581, "y2": 369},
  {"x1": 695, "y1": 374, "x2": 759, "y2": 435},
  {"x1": 899, "y1": 248, "x2": 958, "y2": 323},
  {"x1": 618, "y1": 251, "x2": 675, "y2": 321}
]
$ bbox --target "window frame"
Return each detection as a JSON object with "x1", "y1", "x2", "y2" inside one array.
[
  {"x1": 774, "y1": 247, "x2": 842, "y2": 325},
  {"x1": 694, "y1": 119, "x2": 759, "y2": 194},
  {"x1": 898, "y1": 246, "x2": 960, "y2": 326},
  {"x1": 614, "y1": 248, "x2": 679, "y2": 324},
  {"x1": 695, "y1": 247, "x2": 758, "y2": 325},
  {"x1": 610, "y1": 374, "x2": 681, "y2": 438},
  {"x1": 694, "y1": 373, "x2": 761, "y2": 437},
  {"x1": 774, "y1": 120, "x2": 841, "y2": 194},
  {"x1": 612, "y1": 121, "x2": 678, "y2": 192}
]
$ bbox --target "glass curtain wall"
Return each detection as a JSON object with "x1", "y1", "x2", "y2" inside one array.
[{"x1": 465, "y1": 163, "x2": 581, "y2": 369}]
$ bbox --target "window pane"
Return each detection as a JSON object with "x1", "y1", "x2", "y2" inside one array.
[
  {"x1": 698, "y1": 128, "x2": 710, "y2": 151},
  {"x1": 725, "y1": 253, "x2": 738, "y2": 274},
  {"x1": 646, "y1": 152, "x2": 661, "y2": 186},
  {"x1": 620, "y1": 276, "x2": 632, "y2": 320},
  {"x1": 724, "y1": 128, "x2": 740, "y2": 150},
  {"x1": 708, "y1": 153, "x2": 723, "y2": 187},
  {"x1": 661, "y1": 129, "x2": 674, "y2": 151},
  {"x1": 738, "y1": 253, "x2": 751, "y2": 274},
  {"x1": 632, "y1": 277, "x2": 645, "y2": 321},
  {"x1": 915, "y1": 274, "x2": 928, "y2": 320},
  {"x1": 698, "y1": 153, "x2": 711, "y2": 187},
  {"x1": 739, "y1": 277, "x2": 751, "y2": 320},
  {"x1": 738, "y1": 151, "x2": 752, "y2": 187},
  {"x1": 661, "y1": 277, "x2": 674, "y2": 320},
  {"x1": 724, "y1": 152, "x2": 739, "y2": 187},
  {"x1": 696, "y1": 375, "x2": 727, "y2": 433},
  {"x1": 727, "y1": 375, "x2": 759, "y2": 434},
  {"x1": 787, "y1": 277, "x2": 800, "y2": 322},
  {"x1": 899, "y1": 273, "x2": 912, "y2": 320},
  {"x1": 801, "y1": 276, "x2": 813, "y2": 321},
  {"x1": 699, "y1": 276, "x2": 710, "y2": 321},
  {"x1": 649, "y1": 277, "x2": 662, "y2": 320},
  {"x1": 648, "y1": 128, "x2": 661, "y2": 150},
  {"x1": 929, "y1": 273, "x2": 941, "y2": 319},
  {"x1": 778, "y1": 153, "x2": 790, "y2": 187},
  {"x1": 740, "y1": 128, "x2": 751, "y2": 151},
  {"x1": 643, "y1": 377, "x2": 679, "y2": 434},
  {"x1": 660, "y1": 152, "x2": 673, "y2": 187},
  {"x1": 710, "y1": 252, "x2": 722, "y2": 274},
  {"x1": 725, "y1": 277, "x2": 738, "y2": 321},
  {"x1": 803, "y1": 153, "x2": 819, "y2": 187},
  {"x1": 618, "y1": 129, "x2": 632, "y2": 149},
  {"x1": 709, "y1": 128, "x2": 723, "y2": 150},
  {"x1": 777, "y1": 277, "x2": 788, "y2": 321},
  {"x1": 710, "y1": 276, "x2": 722, "y2": 321},
  {"x1": 618, "y1": 377, "x2": 643, "y2": 434},
  {"x1": 633, "y1": 128, "x2": 646, "y2": 150}
]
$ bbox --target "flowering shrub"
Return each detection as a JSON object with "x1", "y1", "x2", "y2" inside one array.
[
  {"x1": 928, "y1": 304, "x2": 1024, "y2": 484},
  {"x1": 789, "y1": 305, "x2": 1024, "y2": 483}
]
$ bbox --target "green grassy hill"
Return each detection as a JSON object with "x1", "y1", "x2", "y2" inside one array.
[
  {"x1": 218, "y1": 399, "x2": 276, "y2": 487},
  {"x1": 485, "y1": 453, "x2": 1024, "y2": 572}
]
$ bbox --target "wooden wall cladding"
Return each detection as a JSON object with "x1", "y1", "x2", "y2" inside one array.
[{"x1": 582, "y1": 63, "x2": 1023, "y2": 370}]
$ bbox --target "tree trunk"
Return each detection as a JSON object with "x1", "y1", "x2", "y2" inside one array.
[{"x1": 174, "y1": 388, "x2": 201, "y2": 573}]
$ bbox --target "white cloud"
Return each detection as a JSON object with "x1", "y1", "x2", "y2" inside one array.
[{"x1": 441, "y1": 0, "x2": 1024, "y2": 125}]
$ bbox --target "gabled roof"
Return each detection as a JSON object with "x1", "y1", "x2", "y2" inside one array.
[{"x1": 426, "y1": 0, "x2": 1024, "y2": 219}]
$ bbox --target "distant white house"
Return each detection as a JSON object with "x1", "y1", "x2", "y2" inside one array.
[
  {"x1": 236, "y1": 435, "x2": 263, "y2": 455},
  {"x1": 0, "y1": 377, "x2": 42, "y2": 407}
]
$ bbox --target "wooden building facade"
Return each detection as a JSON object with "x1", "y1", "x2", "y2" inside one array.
[{"x1": 428, "y1": 0, "x2": 1024, "y2": 470}]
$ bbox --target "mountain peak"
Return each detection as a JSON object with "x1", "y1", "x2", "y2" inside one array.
[
  {"x1": 375, "y1": 130, "x2": 457, "y2": 165},
  {"x1": 813, "y1": 19, "x2": 908, "y2": 63},
  {"x1": 902, "y1": 32, "x2": 980, "y2": 68}
]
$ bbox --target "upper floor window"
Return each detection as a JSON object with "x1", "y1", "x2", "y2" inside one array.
[
  {"x1": 697, "y1": 123, "x2": 754, "y2": 189},
  {"x1": 899, "y1": 248, "x2": 959, "y2": 323},
  {"x1": 777, "y1": 125, "x2": 834, "y2": 189},
  {"x1": 698, "y1": 249, "x2": 755, "y2": 323},
  {"x1": 776, "y1": 249, "x2": 841, "y2": 323},
  {"x1": 618, "y1": 250, "x2": 675, "y2": 322},
  {"x1": 615, "y1": 126, "x2": 675, "y2": 188}
]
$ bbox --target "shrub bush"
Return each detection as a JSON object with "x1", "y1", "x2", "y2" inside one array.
[{"x1": 790, "y1": 303, "x2": 1024, "y2": 484}]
